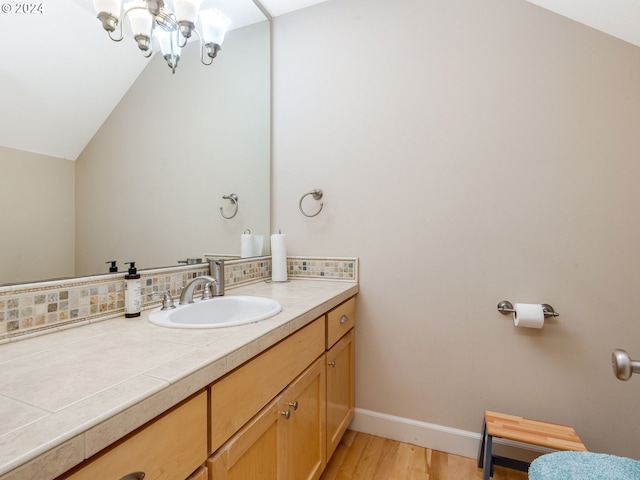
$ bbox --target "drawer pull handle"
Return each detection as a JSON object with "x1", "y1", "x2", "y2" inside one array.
[
  {"x1": 328, "y1": 361, "x2": 336, "y2": 368},
  {"x1": 280, "y1": 410, "x2": 291, "y2": 420},
  {"x1": 120, "y1": 473, "x2": 145, "y2": 480},
  {"x1": 340, "y1": 315, "x2": 349, "y2": 325},
  {"x1": 288, "y1": 400, "x2": 299, "y2": 410}
]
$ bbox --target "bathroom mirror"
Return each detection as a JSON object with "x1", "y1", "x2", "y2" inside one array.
[{"x1": 0, "y1": 0, "x2": 271, "y2": 285}]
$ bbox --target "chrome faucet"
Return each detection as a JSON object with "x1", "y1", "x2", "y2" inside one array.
[{"x1": 179, "y1": 275, "x2": 218, "y2": 304}]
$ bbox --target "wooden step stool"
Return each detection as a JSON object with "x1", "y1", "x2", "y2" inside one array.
[{"x1": 477, "y1": 411, "x2": 587, "y2": 480}]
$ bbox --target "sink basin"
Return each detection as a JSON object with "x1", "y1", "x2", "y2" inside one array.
[{"x1": 148, "y1": 296, "x2": 282, "y2": 329}]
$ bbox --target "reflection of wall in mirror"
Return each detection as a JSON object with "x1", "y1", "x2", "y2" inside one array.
[
  {"x1": 0, "y1": 20, "x2": 271, "y2": 285},
  {"x1": 0, "y1": 146, "x2": 75, "y2": 284},
  {"x1": 0, "y1": 22, "x2": 270, "y2": 284},
  {"x1": 75, "y1": 20, "x2": 271, "y2": 277}
]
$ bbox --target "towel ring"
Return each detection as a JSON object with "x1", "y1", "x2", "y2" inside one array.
[
  {"x1": 220, "y1": 193, "x2": 238, "y2": 219},
  {"x1": 299, "y1": 189, "x2": 323, "y2": 217}
]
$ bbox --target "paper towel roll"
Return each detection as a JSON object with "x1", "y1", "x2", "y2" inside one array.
[
  {"x1": 241, "y1": 234, "x2": 254, "y2": 258},
  {"x1": 271, "y1": 233, "x2": 287, "y2": 282},
  {"x1": 513, "y1": 303, "x2": 544, "y2": 329},
  {"x1": 254, "y1": 235, "x2": 264, "y2": 256}
]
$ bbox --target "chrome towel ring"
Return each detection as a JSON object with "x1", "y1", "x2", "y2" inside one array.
[
  {"x1": 220, "y1": 193, "x2": 238, "y2": 219},
  {"x1": 299, "y1": 189, "x2": 323, "y2": 217}
]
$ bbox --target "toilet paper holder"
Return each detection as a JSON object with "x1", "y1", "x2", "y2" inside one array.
[{"x1": 497, "y1": 300, "x2": 559, "y2": 318}]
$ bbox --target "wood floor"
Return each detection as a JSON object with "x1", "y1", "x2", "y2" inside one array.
[{"x1": 320, "y1": 431, "x2": 528, "y2": 480}]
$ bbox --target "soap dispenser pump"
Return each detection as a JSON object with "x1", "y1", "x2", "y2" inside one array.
[
  {"x1": 124, "y1": 261, "x2": 141, "y2": 318},
  {"x1": 106, "y1": 260, "x2": 118, "y2": 273}
]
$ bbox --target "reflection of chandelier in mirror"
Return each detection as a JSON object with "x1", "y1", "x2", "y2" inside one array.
[{"x1": 92, "y1": 0, "x2": 231, "y2": 74}]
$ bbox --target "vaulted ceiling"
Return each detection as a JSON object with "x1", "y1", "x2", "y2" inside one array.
[
  {"x1": 1, "y1": 0, "x2": 637, "y2": 160},
  {"x1": 0, "y1": 0, "x2": 328, "y2": 160},
  {"x1": 526, "y1": 0, "x2": 640, "y2": 47}
]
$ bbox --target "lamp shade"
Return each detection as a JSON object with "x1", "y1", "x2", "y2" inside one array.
[
  {"x1": 200, "y1": 9, "x2": 230, "y2": 46},
  {"x1": 174, "y1": 0, "x2": 202, "y2": 24},
  {"x1": 125, "y1": 1, "x2": 153, "y2": 37},
  {"x1": 93, "y1": 0, "x2": 122, "y2": 15},
  {"x1": 156, "y1": 28, "x2": 182, "y2": 57}
]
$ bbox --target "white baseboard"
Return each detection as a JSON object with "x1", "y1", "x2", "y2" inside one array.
[{"x1": 350, "y1": 408, "x2": 554, "y2": 462}]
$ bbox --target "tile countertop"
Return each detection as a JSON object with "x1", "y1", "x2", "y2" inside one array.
[{"x1": 0, "y1": 279, "x2": 358, "y2": 480}]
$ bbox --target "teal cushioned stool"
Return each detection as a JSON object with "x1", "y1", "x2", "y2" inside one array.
[{"x1": 529, "y1": 451, "x2": 640, "y2": 479}]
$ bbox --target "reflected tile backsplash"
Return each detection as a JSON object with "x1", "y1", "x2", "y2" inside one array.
[{"x1": 0, "y1": 256, "x2": 357, "y2": 342}]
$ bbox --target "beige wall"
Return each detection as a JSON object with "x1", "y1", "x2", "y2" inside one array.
[
  {"x1": 75, "y1": 21, "x2": 270, "y2": 276},
  {"x1": 272, "y1": 0, "x2": 640, "y2": 458},
  {"x1": 0, "y1": 146, "x2": 75, "y2": 284}
]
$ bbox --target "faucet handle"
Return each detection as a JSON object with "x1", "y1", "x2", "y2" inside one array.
[
  {"x1": 150, "y1": 291, "x2": 176, "y2": 310},
  {"x1": 202, "y1": 280, "x2": 221, "y2": 300}
]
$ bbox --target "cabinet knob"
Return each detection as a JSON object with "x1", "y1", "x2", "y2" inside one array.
[
  {"x1": 280, "y1": 410, "x2": 291, "y2": 420},
  {"x1": 340, "y1": 315, "x2": 349, "y2": 324},
  {"x1": 120, "y1": 473, "x2": 145, "y2": 480},
  {"x1": 288, "y1": 400, "x2": 299, "y2": 410},
  {"x1": 328, "y1": 361, "x2": 336, "y2": 368}
]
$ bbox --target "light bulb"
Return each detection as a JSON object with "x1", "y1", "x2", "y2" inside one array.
[{"x1": 200, "y1": 9, "x2": 230, "y2": 47}]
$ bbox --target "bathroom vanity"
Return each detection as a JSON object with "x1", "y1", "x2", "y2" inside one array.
[{"x1": 0, "y1": 279, "x2": 357, "y2": 480}]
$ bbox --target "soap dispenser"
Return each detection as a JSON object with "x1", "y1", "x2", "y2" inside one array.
[{"x1": 124, "y1": 261, "x2": 141, "y2": 318}]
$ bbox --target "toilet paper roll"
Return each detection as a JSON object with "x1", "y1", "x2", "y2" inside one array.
[
  {"x1": 514, "y1": 303, "x2": 545, "y2": 329},
  {"x1": 271, "y1": 233, "x2": 287, "y2": 282}
]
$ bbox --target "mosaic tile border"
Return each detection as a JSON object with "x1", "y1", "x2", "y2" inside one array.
[
  {"x1": 287, "y1": 256, "x2": 359, "y2": 282},
  {"x1": 0, "y1": 256, "x2": 358, "y2": 342}
]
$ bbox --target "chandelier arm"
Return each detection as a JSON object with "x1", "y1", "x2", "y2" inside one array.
[
  {"x1": 120, "y1": 4, "x2": 146, "y2": 25},
  {"x1": 140, "y1": 23, "x2": 156, "y2": 58},
  {"x1": 200, "y1": 48, "x2": 214, "y2": 66},
  {"x1": 176, "y1": 36, "x2": 187, "y2": 48},
  {"x1": 98, "y1": 11, "x2": 124, "y2": 42},
  {"x1": 107, "y1": 28, "x2": 125, "y2": 42},
  {"x1": 194, "y1": 30, "x2": 213, "y2": 66}
]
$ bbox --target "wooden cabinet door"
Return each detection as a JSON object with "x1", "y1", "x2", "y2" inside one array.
[
  {"x1": 326, "y1": 328, "x2": 355, "y2": 459},
  {"x1": 279, "y1": 356, "x2": 326, "y2": 480},
  {"x1": 207, "y1": 398, "x2": 281, "y2": 480},
  {"x1": 210, "y1": 317, "x2": 325, "y2": 453},
  {"x1": 59, "y1": 391, "x2": 208, "y2": 480}
]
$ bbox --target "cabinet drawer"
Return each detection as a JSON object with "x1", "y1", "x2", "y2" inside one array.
[
  {"x1": 326, "y1": 297, "x2": 356, "y2": 349},
  {"x1": 210, "y1": 317, "x2": 325, "y2": 453},
  {"x1": 186, "y1": 466, "x2": 208, "y2": 480},
  {"x1": 60, "y1": 391, "x2": 208, "y2": 480}
]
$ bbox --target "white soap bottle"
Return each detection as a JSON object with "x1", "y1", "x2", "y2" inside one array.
[{"x1": 124, "y1": 261, "x2": 141, "y2": 318}]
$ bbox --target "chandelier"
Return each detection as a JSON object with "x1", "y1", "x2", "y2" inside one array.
[{"x1": 92, "y1": 0, "x2": 231, "y2": 74}]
